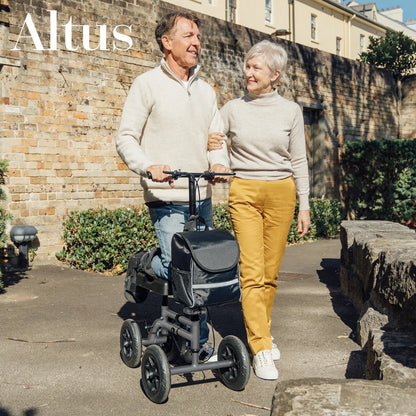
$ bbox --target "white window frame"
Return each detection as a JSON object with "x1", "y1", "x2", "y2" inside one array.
[
  {"x1": 227, "y1": 0, "x2": 237, "y2": 23},
  {"x1": 360, "y1": 34, "x2": 365, "y2": 53},
  {"x1": 311, "y1": 14, "x2": 317, "y2": 40},
  {"x1": 265, "y1": 0, "x2": 272, "y2": 24},
  {"x1": 336, "y1": 37, "x2": 342, "y2": 55}
]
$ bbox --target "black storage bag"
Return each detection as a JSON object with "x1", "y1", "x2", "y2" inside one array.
[{"x1": 171, "y1": 229, "x2": 240, "y2": 308}]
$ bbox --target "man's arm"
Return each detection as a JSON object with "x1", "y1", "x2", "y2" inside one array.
[{"x1": 115, "y1": 77, "x2": 154, "y2": 176}]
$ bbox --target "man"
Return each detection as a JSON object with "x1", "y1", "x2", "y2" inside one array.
[{"x1": 116, "y1": 12, "x2": 229, "y2": 359}]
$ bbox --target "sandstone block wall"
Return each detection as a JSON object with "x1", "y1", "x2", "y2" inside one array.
[
  {"x1": 340, "y1": 220, "x2": 416, "y2": 380},
  {"x1": 401, "y1": 74, "x2": 416, "y2": 139},
  {"x1": 0, "y1": 0, "x2": 414, "y2": 259}
]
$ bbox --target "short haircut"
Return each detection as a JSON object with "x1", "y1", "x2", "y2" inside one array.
[
  {"x1": 155, "y1": 12, "x2": 201, "y2": 52},
  {"x1": 245, "y1": 40, "x2": 288, "y2": 76}
]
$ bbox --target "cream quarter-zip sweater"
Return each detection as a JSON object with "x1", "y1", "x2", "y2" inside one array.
[
  {"x1": 220, "y1": 90, "x2": 310, "y2": 210},
  {"x1": 116, "y1": 59, "x2": 228, "y2": 203}
]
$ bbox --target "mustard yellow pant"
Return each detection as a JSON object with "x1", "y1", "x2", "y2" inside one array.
[{"x1": 229, "y1": 177, "x2": 296, "y2": 355}]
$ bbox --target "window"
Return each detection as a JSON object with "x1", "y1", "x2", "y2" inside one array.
[
  {"x1": 336, "y1": 37, "x2": 342, "y2": 55},
  {"x1": 227, "y1": 0, "x2": 237, "y2": 23},
  {"x1": 311, "y1": 14, "x2": 317, "y2": 40},
  {"x1": 360, "y1": 34, "x2": 365, "y2": 53},
  {"x1": 265, "y1": 0, "x2": 272, "y2": 23}
]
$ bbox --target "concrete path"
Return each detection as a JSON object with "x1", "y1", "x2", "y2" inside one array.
[{"x1": 0, "y1": 239, "x2": 365, "y2": 416}]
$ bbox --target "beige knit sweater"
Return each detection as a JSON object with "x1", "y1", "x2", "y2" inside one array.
[
  {"x1": 221, "y1": 90, "x2": 310, "y2": 210},
  {"x1": 116, "y1": 59, "x2": 228, "y2": 203}
]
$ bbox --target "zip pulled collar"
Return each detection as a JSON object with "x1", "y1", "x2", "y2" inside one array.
[{"x1": 160, "y1": 58, "x2": 200, "y2": 92}]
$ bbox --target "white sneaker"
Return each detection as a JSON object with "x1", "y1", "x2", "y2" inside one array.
[
  {"x1": 271, "y1": 336, "x2": 281, "y2": 361},
  {"x1": 272, "y1": 342, "x2": 281, "y2": 361},
  {"x1": 253, "y1": 350, "x2": 278, "y2": 380}
]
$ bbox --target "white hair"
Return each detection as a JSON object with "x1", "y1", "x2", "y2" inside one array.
[{"x1": 245, "y1": 40, "x2": 288, "y2": 79}]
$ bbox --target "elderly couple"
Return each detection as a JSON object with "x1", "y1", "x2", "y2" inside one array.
[{"x1": 116, "y1": 11, "x2": 310, "y2": 381}]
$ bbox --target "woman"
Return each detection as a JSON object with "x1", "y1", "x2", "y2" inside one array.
[{"x1": 209, "y1": 40, "x2": 310, "y2": 380}]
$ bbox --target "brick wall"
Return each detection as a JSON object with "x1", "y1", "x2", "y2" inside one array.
[
  {"x1": 0, "y1": 0, "x2": 413, "y2": 260},
  {"x1": 401, "y1": 74, "x2": 416, "y2": 139}
]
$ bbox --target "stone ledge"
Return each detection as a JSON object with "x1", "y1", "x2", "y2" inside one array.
[
  {"x1": 340, "y1": 220, "x2": 416, "y2": 345},
  {"x1": 367, "y1": 329, "x2": 416, "y2": 382},
  {"x1": 271, "y1": 378, "x2": 416, "y2": 416},
  {"x1": 340, "y1": 220, "x2": 416, "y2": 383}
]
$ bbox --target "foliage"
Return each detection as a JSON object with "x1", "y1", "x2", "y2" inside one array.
[
  {"x1": 56, "y1": 206, "x2": 158, "y2": 275},
  {"x1": 359, "y1": 31, "x2": 416, "y2": 76},
  {"x1": 212, "y1": 203, "x2": 234, "y2": 234},
  {"x1": 0, "y1": 160, "x2": 12, "y2": 289},
  {"x1": 340, "y1": 139, "x2": 416, "y2": 226},
  {"x1": 287, "y1": 198, "x2": 341, "y2": 244},
  {"x1": 57, "y1": 199, "x2": 341, "y2": 275}
]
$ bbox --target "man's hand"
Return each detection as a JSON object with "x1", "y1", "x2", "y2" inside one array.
[
  {"x1": 210, "y1": 163, "x2": 231, "y2": 183},
  {"x1": 296, "y1": 210, "x2": 311, "y2": 239},
  {"x1": 146, "y1": 165, "x2": 174, "y2": 188},
  {"x1": 208, "y1": 132, "x2": 225, "y2": 151}
]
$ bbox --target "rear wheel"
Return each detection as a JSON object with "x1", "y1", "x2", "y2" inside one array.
[
  {"x1": 120, "y1": 319, "x2": 142, "y2": 368},
  {"x1": 218, "y1": 335, "x2": 250, "y2": 391}
]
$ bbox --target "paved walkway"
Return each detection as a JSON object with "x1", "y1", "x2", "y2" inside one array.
[{"x1": 0, "y1": 239, "x2": 369, "y2": 415}]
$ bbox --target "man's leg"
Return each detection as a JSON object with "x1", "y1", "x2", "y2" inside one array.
[{"x1": 148, "y1": 199, "x2": 213, "y2": 346}]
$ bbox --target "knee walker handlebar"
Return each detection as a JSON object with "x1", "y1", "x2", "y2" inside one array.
[{"x1": 147, "y1": 170, "x2": 234, "y2": 215}]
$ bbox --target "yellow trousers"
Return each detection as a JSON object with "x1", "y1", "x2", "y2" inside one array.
[{"x1": 229, "y1": 177, "x2": 296, "y2": 355}]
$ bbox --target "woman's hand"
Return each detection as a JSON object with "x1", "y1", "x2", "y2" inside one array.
[
  {"x1": 208, "y1": 132, "x2": 225, "y2": 151},
  {"x1": 297, "y1": 210, "x2": 311, "y2": 239}
]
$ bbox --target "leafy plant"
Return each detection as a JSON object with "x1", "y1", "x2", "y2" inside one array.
[
  {"x1": 340, "y1": 139, "x2": 416, "y2": 226},
  {"x1": 57, "y1": 199, "x2": 341, "y2": 275},
  {"x1": 360, "y1": 31, "x2": 416, "y2": 76},
  {"x1": 56, "y1": 206, "x2": 158, "y2": 275},
  {"x1": 287, "y1": 198, "x2": 341, "y2": 244},
  {"x1": 213, "y1": 203, "x2": 234, "y2": 234},
  {"x1": 0, "y1": 160, "x2": 12, "y2": 289}
]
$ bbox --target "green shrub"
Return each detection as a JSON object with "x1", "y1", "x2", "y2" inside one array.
[
  {"x1": 340, "y1": 139, "x2": 416, "y2": 226},
  {"x1": 287, "y1": 198, "x2": 341, "y2": 244},
  {"x1": 0, "y1": 159, "x2": 12, "y2": 289},
  {"x1": 212, "y1": 203, "x2": 234, "y2": 234},
  {"x1": 57, "y1": 198, "x2": 341, "y2": 275},
  {"x1": 56, "y1": 206, "x2": 158, "y2": 275}
]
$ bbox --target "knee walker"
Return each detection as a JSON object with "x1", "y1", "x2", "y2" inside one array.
[{"x1": 119, "y1": 170, "x2": 250, "y2": 404}]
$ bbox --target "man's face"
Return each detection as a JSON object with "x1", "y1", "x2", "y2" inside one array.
[{"x1": 163, "y1": 17, "x2": 201, "y2": 70}]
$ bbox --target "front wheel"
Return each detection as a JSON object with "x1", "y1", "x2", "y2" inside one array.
[
  {"x1": 217, "y1": 335, "x2": 250, "y2": 391},
  {"x1": 141, "y1": 345, "x2": 171, "y2": 404},
  {"x1": 120, "y1": 319, "x2": 142, "y2": 368}
]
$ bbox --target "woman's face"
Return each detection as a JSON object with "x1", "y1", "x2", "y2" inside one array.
[{"x1": 244, "y1": 55, "x2": 280, "y2": 95}]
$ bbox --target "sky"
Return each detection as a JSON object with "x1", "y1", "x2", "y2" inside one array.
[{"x1": 347, "y1": 0, "x2": 416, "y2": 22}]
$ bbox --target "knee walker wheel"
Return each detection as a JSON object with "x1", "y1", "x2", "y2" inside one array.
[
  {"x1": 141, "y1": 345, "x2": 171, "y2": 404},
  {"x1": 120, "y1": 319, "x2": 142, "y2": 368},
  {"x1": 217, "y1": 335, "x2": 250, "y2": 391}
]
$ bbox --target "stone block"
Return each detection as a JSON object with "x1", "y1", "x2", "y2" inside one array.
[
  {"x1": 367, "y1": 329, "x2": 416, "y2": 382},
  {"x1": 271, "y1": 378, "x2": 416, "y2": 416},
  {"x1": 339, "y1": 264, "x2": 365, "y2": 311},
  {"x1": 357, "y1": 304, "x2": 388, "y2": 347}
]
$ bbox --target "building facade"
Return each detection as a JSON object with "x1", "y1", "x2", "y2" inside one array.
[{"x1": 164, "y1": 0, "x2": 416, "y2": 59}]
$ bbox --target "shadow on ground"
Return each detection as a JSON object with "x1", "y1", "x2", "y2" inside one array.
[
  {"x1": 0, "y1": 263, "x2": 29, "y2": 294},
  {"x1": 318, "y1": 257, "x2": 367, "y2": 379},
  {"x1": 0, "y1": 408, "x2": 38, "y2": 416}
]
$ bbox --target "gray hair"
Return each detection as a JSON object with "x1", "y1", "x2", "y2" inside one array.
[{"x1": 245, "y1": 40, "x2": 288, "y2": 80}]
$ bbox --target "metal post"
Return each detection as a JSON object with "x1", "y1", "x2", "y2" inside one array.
[{"x1": 188, "y1": 174, "x2": 196, "y2": 216}]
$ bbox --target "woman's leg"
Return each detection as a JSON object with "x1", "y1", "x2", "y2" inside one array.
[
  {"x1": 262, "y1": 178, "x2": 296, "y2": 329},
  {"x1": 229, "y1": 178, "x2": 271, "y2": 355}
]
